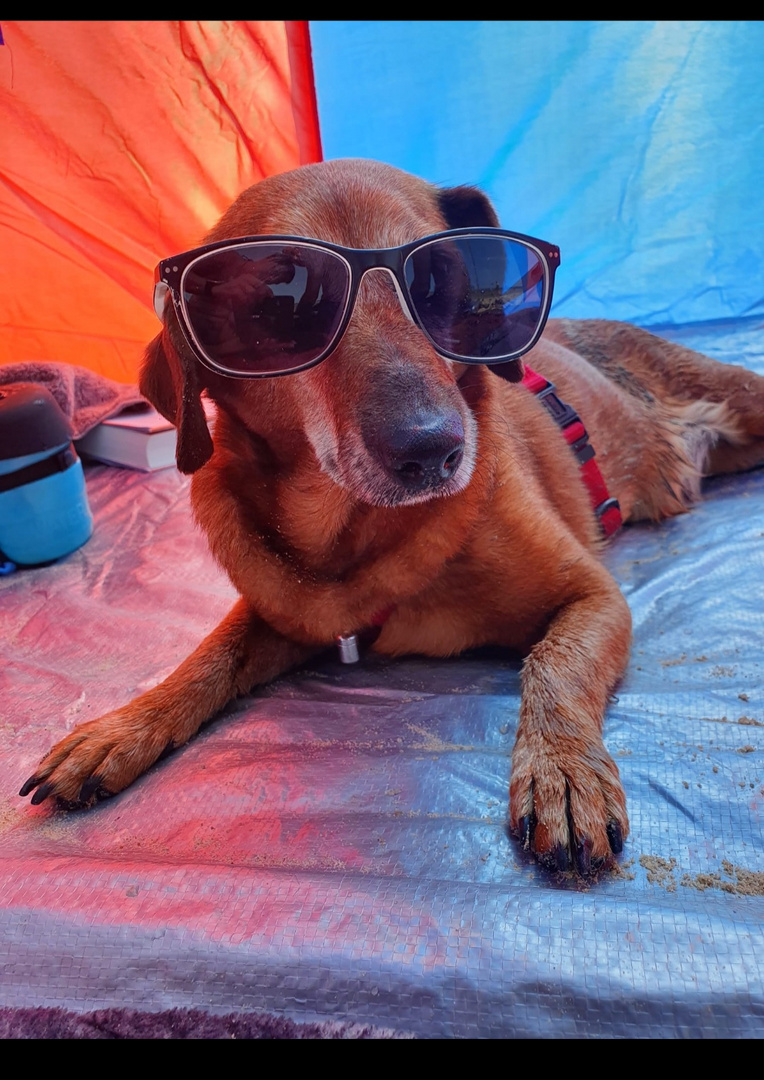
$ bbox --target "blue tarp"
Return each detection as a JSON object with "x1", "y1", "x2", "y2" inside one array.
[{"x1": 2, "y1": 318, "x2": 763, "y2": 1037}]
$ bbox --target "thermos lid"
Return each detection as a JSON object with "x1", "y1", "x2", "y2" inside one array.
[{"x1": 0, "y1": 383, "x2": 72, "y2": 461}]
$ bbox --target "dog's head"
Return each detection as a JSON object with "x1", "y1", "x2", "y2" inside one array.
[{"x1": 141, "y1": 159, "x2": 516, "y2": 506}]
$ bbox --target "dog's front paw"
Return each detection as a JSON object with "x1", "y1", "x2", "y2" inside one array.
[
  {"x1": 508, "y1": 730, "x2": 628, "y2": 875},
  {"x1": 19, "y1": 709, "x2": 172, "y2": 807}
]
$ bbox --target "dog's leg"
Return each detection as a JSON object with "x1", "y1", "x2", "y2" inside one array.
[
  {"x1": 19, "y1": 599, "x2": 317, "y2": 806},
  {"x1": 508, "y1": 559, "x2": 632, "y2": 875}
]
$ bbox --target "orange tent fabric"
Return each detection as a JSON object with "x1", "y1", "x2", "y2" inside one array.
[{"x1": 0, "y1": 21, "x2": 321, "y2": 383}]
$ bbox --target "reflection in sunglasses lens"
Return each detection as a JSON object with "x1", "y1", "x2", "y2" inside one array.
[
  {"x1": 405, "y1": 238, "x2": 545, "y2": 359},
  {"x1": 182, "y1": 244, "x2": 350, "y2": 374}
]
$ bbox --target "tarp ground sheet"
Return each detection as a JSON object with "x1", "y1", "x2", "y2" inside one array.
[{"x1": 1, "y1": 319, "x2": 763, "y2": 1039}]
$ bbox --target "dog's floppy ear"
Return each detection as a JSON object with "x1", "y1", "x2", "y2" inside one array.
[
  {"x1": 438, "y1": 184, "x2": 526, "y2": 384},
  {"x1": 140, "y1": 328, "x2": 214, "y2": 475},
  {"x1": 436, "y1": 184, "x2": 501, "y2": 230}
]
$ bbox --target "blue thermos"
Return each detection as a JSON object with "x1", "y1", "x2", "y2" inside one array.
[{"x1": 0, "y1": 383, "x2": 93, "y2": 566}]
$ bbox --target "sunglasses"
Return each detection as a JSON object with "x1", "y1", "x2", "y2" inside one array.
[{"x1": 153, "y1": 228, "x2": 561, "y2": 379}]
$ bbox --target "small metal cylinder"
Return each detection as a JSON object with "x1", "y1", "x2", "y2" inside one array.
[{"x1": 336, "y1": 634, "x2": 360, "y2": 664}]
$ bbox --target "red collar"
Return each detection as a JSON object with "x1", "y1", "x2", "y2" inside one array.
[{"x1": 522, "y1": 365, "x2": 622, "y2": 539}]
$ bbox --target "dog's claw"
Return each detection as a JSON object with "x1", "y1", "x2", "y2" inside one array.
[
  {"x1": 19, "y1": 776, "x2": 42, "y2": 798},
  {"x1": 575, "y1": 836, "x2": 593, "y2": 876},
  {"x1": 78, "y1": 775, "x2": 106, "y2": 804},
  {"x1": 537, "y1": 842, "x2": 571, "y2": 873},
  {"x1": 607, "y1": 819, "x2": 624, "y2": 854},
  {"x1": 29, "y1": 782, "x2": 54, "y2": 806},
  {"x1": 555, "y1": 842, "x2": 572, "y2": 872}
]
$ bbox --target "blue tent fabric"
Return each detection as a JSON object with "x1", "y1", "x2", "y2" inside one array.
[
  {"x1": 1, "y1": 319, "x2": 763, "y2": 1038},
  {"x1": 310, "y1": 20, "x2": 764, "y2": 328}
]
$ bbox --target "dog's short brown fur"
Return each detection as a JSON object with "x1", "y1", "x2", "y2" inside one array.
[{"x1": 21, "y1": 159, "x2": 764, "y2": 874}]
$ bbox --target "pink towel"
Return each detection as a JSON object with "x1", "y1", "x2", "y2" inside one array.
[{"x1": 0, "y1": 361, "x2": 147, "y2": 439}]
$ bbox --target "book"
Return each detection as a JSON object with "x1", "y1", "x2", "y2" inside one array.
[{"x1": 75, "y1": 398, "x2": 216, "y2": 472}]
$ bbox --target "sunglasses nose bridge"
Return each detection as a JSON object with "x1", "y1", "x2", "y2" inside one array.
[{"x1": 353, "y1": 262, "x2": 416, "y2": 327}]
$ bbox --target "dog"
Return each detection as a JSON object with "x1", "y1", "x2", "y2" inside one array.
[{"x1": 19, "y1": 158, "x2": 764, "y2": 875}]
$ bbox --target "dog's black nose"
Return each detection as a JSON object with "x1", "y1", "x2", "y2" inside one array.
[{"x1": 382, "y1": 412, "x2": 465, "y2": 489}]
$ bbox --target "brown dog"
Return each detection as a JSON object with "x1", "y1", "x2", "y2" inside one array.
[{"x1": 20, "y1": 159, "x2": 764, "y2": 875}]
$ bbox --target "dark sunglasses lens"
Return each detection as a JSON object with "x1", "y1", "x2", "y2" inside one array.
[
  {"x1": 404, "y1": 237, "x2": 547, "y2": 360},
  {"x1": 181, "y1": 244, "x2": 350, "y2": 374}
]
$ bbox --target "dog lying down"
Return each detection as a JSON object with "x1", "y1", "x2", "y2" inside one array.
[{"x1": 20, "y1": 158, "x2": 764, "y2": 875}]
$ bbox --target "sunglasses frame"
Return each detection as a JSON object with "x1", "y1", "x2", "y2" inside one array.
[{"x1": 153, "y1": 228, "x2": 561, "y2": 380}]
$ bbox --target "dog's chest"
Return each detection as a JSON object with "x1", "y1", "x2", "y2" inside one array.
[{"x1": 372, "y1": 541, "x2": 558, "y2": 657}]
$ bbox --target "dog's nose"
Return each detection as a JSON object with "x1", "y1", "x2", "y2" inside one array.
[{"x1": 381, "y1": 412, "x2": 465, "y2": 489}]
